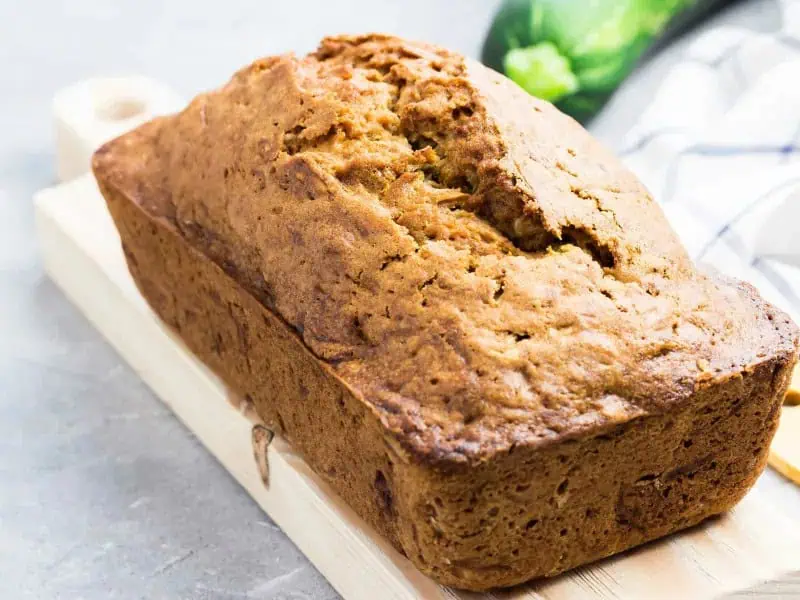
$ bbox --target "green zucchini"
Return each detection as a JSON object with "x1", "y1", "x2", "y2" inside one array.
[{"x1": 482, "y1": 0, "x2": 732, "y2": 123}]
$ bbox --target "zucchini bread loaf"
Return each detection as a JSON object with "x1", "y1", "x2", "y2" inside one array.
[{"x1": 92, "y1": 34, "x2": 799, "y2": 590}]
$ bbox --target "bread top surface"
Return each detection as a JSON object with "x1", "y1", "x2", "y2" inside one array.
[{"x1": 94, "y1": 34, "x2": 798, "y2": 465}]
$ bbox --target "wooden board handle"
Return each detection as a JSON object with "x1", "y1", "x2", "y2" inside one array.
[{"x1": 53, "y1": 76, "x2": 183, "y2": 182}]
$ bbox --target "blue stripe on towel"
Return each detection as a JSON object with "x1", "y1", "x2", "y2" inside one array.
[
  {"x1": 697, "y1": 176, "x2": 800, "y2": 260},
  {"x1": 661, "y1": 144, "x2": 800, "y2": 204},
  {"x1": 618, "y1": 127, "x2": 687, "y2": 157}
]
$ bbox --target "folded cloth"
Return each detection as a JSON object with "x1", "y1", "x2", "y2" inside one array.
[{"x1": 621, "y1": 0, "x2": 800, "y2": 326}]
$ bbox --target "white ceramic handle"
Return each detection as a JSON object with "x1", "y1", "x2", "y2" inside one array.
[{"x1": 53, "y1": 76, "x2": 183, "y2": 182}]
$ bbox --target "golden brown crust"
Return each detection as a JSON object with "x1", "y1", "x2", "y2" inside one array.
[
  {"x1": 97, "y1": 162, "x2": 796, "y2": 590},
  {"x1": 93, "y1": 34, "x2": 799, "y2": 589}
]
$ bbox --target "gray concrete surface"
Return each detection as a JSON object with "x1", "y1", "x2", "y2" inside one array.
[{"x1": 0, "y1": 1, "x2": 796, "y2": 599}]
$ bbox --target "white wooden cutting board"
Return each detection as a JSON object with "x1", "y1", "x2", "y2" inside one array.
[{"x1": 35, "y1": 78, "x2": 800, "y2": 600}]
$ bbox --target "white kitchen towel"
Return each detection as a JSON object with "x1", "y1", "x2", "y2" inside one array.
[{"x1": 621, "y1": 0, "x2": 800, "y2": 326}]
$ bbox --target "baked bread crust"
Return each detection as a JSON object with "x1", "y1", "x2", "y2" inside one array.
[{"x1": 93, "y1": 34, "x2": 798, "y2": 590}]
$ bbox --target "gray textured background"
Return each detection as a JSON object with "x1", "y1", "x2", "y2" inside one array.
[{"x1": 0, "y1": 1, "x2": 794, "y2": 599}]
